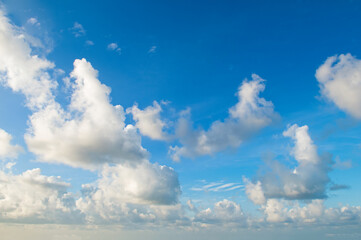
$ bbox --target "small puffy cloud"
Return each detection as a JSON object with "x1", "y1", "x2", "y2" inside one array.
[
  {"x1": 0, "y1": 129, "x2": 23, "y2": 159},
  {"x1": 71, "y1": 22, "x2": 85, "y2": 37},
  {"x1": 194, "y1": 199, "x2": 246, "y2": 227},
  {"x1": 76, "y1": 161, "x2": 181, "y2": 224},
  {"x1": 27, "y1": 17, "x2": 40, "y2": 26},
  {"x1": 25, "y1": 59, "x2": 148, "y2": 169},
  {"x1": 245, "y1": 124, "x2": 332, "y2": 203},
  {"x1": 316, "y1": 53, "x2": 361, "y2": 119},
  {"x1": 170, "y1": 74, "x2": 278, "y2": 161},
  {"x1": 0, "y1": 10, "x2": 56, "y2": 110},
  {"x1": 0, "y1": 168, "x2": 81, "y2": 223},
  {"x1": 127, "y1": 101, "x2": 168, "y2": 140},
  {"x1": 107, "y1": 43, "x2": 121, "y2": 54}
]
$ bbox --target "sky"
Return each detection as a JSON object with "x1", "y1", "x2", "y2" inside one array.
[{"x1": 0, "y1": 0, "x2": 361, "y2": 239}]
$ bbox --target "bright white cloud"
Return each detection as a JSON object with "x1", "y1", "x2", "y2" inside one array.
[
  {"x1": 170, "y1": 74, "x2": 278, "y2": 161},
  {"x1": 107, "y1": 43, "x2": 121, "y2": 54},
  {"x1": 71, "y1": 22, "x2": 85, "y2": 37},
  {"x1": 25, "y1": 58, "x2": 148, "y2": 169},
  {"x1": 76, "y1": 161, "x2": 181, "y2": 224},
  {"x1": 316, "y1": 53, "x2": 361, "y2": 119},
  {"x1": 127, "y1": 101, "x2": 169, "y2": 140},
  {"x1": 0, "y1": 10, "x2": 56, "y2": 110},
  {"x1": 0, "y1": 167, "x2": 81, "y2": 223},
  {"x1": 0, "y1": 129, "x2": 23, "y2": 159},
  {"x1": 245, "y1": 124, "x2": 332, "y2": 203}
]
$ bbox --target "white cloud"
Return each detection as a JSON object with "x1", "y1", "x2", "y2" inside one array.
[
  {"x1": 71, "y1": 22, "x2": 85, "y2": 37},
  {"x1": 76, "y1": 161, "x2": 181, "y2": 224},
  {"x1": 0, "y1": 167, "x2": 81, "y2": 223},
  {"x1": 0, "y1": 129, "x2": 23, "y2": 159},
  {"x1": 244, "y1": 124, "x2": 332, "y2": 203},
  {"x1": 0, "y1": 10, "x2": 56, "y2": 110},
  {"x1": 127, "y1": 101, "x2": 169, "y2": 140},
  {"x1": 190, "y1": 180, "x2": 243, "y2": 192},
  {"x1": 316, "y1": 53, "x2": 361, "y2": 119},
  {"x1": 170, "y1": 74, "x2": 278, "y2": 161},
  {"x1": 107, "y1": 43, "x2": 121, "y2": 54},
  {"x1": 27, "y1": 17, "x2": 40, "y2": 26},
  {"x1": 25, "y1": 59, "x2": 148, "y2": 169}
]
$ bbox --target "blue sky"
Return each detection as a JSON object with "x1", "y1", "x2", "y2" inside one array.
[{"x1": 0, "y1": 0, "x2": 361, "y2": 239}]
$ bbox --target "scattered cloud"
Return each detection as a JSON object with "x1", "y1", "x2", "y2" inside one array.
[
  {"x1": 170, "y1": 74, "x2": 279, "y2": 161},
  {"x1": 71, "y1": 22, "x2": 86, "y2": 37},
  {"x1": 316, "y1": 53, "x2": 361, "y2": 119},
  {"x1": 0, "y1": 129, "x2": 23, "y2": 159},
  {"x1": 107, "y1": 42, "x2": 121, "y2": 54},
  {"x1": 127, "y1": 101, "x2": 169, "y2": 140},
  {"x1": 27, "y1": 17, "x2": 40, "y2": 26},
  {"x1": 85, "y1": 40, "x2": 94, "y2": 46},
  {"x1": 148, "y1": 45, "x2": 157, "y2": 53}
]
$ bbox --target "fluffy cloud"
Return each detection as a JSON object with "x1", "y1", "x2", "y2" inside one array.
[
  {"x1": 194, "y1": 199, "x2": 245, "y2": 225},
  {"x1": 25, "y1": 59, "x2": 148, "y2": 169},
  {"x1": 245, "y1": 124, "x2": 332, "y2": 203},
  {"x1": 0, "y1": 129, "x2": 23, "y2": 159},
  {"x1": 127, "y1": 101, "x2": 168, "y2": 140},
  {"x1": 316, "y1": 53, "x2": 361, "y2": 119},
  {"x1": 107, "y1": 43, "x2": 121, "y2": 54},
  {"x1": 76, "y1": 161, "x2": 181, "y2": 224},
  {"x1": 170, "y1": 74, "x2": 278, "y2": 161},
  {"x1": 261, "y1": 199, "x2": 361, "y2": 225},
  {"x1": 0, "y1": 167, "x2": 81, "y2": 223},
  {"x1": 0, "y1": 10, "x2": 56, "y2": 110}
]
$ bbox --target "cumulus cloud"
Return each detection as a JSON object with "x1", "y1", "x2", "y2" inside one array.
[
  {"x1": 0, "y1": 129, "x2": 23, "y2": 159},
  {"x1": 261, "y1": 199, "x2": 361, "y2": 225},
  {"x1": 107, "y1": 43, "x2": 121, "y2": 54},
  {"x1": 170, "y1": 74, "x2": 278, "y2": 161},
  {"x1": 0, "y1": 167, "x2": 81, "y2": 223},
  {"x1": 76, "y1": 161, "x2": 181, "y2": 224},
  {"x1": 127, "y1": 101, "x2": 169, "y2": 140},
  {"x1": 71, "y1": 22, "x2": 85, "y2": 37},
  {"x1": 244, "y1": 124, "x2": 332, "y2": 203},
  {"x1": 0, "y1": 10, "x2": 56, "y2": 110},
  {"x1": 25, "y1": 59, "x2": 148, "y2": 169},
  {"x1": 27, "y1": 17, "x2": 40, "y2": 26},
  {"x1": 316, "y1": 53, "x2": 361, "y2": 119}
]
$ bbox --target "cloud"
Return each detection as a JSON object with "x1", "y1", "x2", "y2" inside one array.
[
  {"x1": 170, "y1": 74, "x2": 278, "y2": 161},
  {"x1": 107, "y1": 43, "x2": 121, "y2": 54},
  {"x1": 316, "y1": 53, "x2": 361, "y2": 119},
  {"x1": 85, "y1": 40, "x2": 94, "y2": 46},
  {"x1": 261, "y1": 199, "x2": 361, "y2": 225},
  {"x1": 27, "y1": 17, "x2": 40, "y2": 26},
  {"x1": 244, "y1": 124, "x2": 332, "y2": 203},
  {"x1": 148, "y1": 46, "x2": 157, "y2": 53},
  {"x1": 71, "y1": 22, "x2": 85, "y2": 37},
  {"x1": 0, "y1": 129, "x2": 23, "y2": 159},
  {"x1": 0, "y1": 167, "x2": 81, "y2": 223},
  {"x1": 0, "y1": 10, "x2": 56, "y2": 110},
  {"x1": 190, "y1": 180, "x2": 243, "y2": 192},
  {"x1": 76, "y1": 161, "x2": 182, "y2": 224},
  {"x1": 25, "y1": 58, "x2": 148, "y2": 169},
  {"x1": 194, "y1": 199, "x2": 246, "y2": 227},
  {"x1": 127, "y1": 101, "x2": 169, "y2": 140}
]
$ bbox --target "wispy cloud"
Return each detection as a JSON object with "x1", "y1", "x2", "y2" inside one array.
[
  {"x1": 107, "y1": 42, "x2": 121, "y2": 54},
  {"x1": 71, "y1": 22, "x2": 86, "y2": 37},
  {"x1": 27, "y1": 17, "x2": 40, "y2": 26},
  {"x1": 148, "y1": 45, "x2": 157, "y2": 53},
  {"x1": 191, "y1": 181, "x2": 243, "y2": 192}
]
